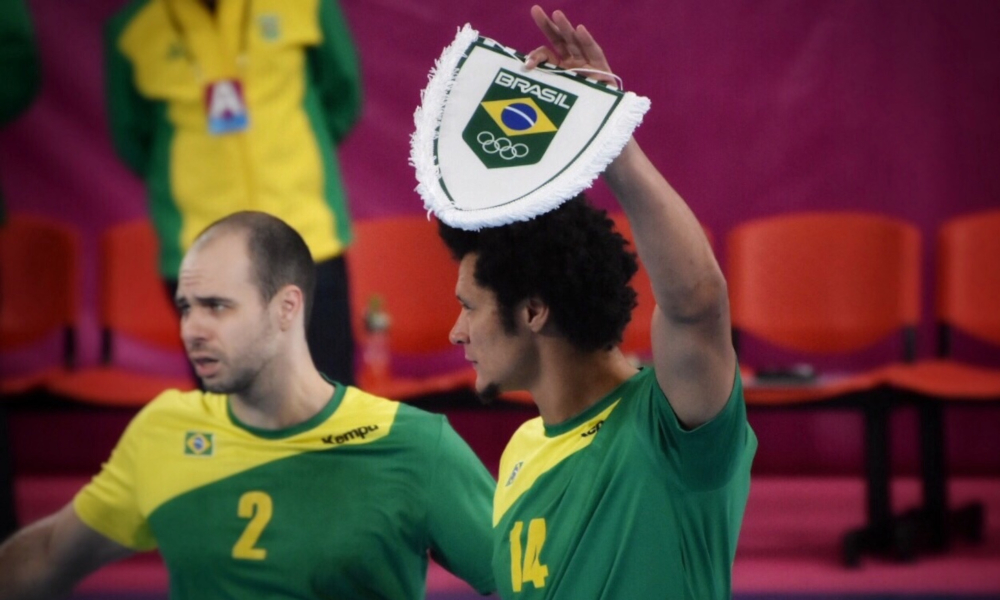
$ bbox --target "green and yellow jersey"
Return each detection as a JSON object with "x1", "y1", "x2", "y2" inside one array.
[
  {"x1": 493, "y1": 367, "x2": 756, "y2": 599},
  {"x1": 74, "y1": 384, "x2": 496, "y2": 598},
  {"x1": 104, "y1": 0, "x2": 361, "y2": 277},
  {"x1": 0, "y1": 0, "x2": 39, "y2": 127},
  {"x1": 0, "y1": 0, "x2": 41, "y2": 224}
]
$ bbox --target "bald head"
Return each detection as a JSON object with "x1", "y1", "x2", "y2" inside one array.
[{"x1": 193, "y1": 212, "x2": 317, "y2": 326}]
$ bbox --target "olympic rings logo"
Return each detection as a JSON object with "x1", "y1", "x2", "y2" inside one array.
[{"x1": 477, "y1": 131, "x2": 529, "y2": 160}]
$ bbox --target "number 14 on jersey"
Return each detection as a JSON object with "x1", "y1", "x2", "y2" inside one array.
[{"x1": 509, "y1": 518, "x2": 549, "y2": 592}]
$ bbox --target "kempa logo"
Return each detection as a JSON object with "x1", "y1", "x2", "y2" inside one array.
[
  {"x1": 505, "y1": 461, "x2": 524, "y2": 487},
  {"x1": 184, "y1": 432, "x2": 214, "y2": 456},
  {"x1": 322, "y1": 424, "x2": 379, "y2": 445},
  {"x1": 462, "y1": 69, "x2": 577, "y2": 169},
  {"x1": 581, "y1": 420, "x2": 604, "y2": 438}
]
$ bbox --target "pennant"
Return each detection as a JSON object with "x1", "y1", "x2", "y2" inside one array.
[{"x1": 411, "y1": 25, "x2": 650, "y2": 230}]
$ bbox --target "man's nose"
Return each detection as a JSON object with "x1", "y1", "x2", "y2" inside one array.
[
  {"x1": 449, "y1": 315, "x2": 467, "y2": 346},
  {"x1": 181, "y1": 310, "x2": 208, "y2": 346}
]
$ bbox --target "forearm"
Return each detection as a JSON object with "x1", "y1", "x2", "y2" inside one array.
[
  {"x1": 0, "y1": 505, "x2": 130, "y2": 600},
  {"x1": 0, "y1": 515, "x2": 75, "y2": 600},
  {"x1": 604, "y1": 140, "x2": 728, "y2": 325}
]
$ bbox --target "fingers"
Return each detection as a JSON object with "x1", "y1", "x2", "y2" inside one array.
[
  {"x1": 524, "y1": 46, "x2": 558, "y2": 70},
  {"x1": 530, "y1": 5, "x2": 567, "y2": 63},
  {"x1": 573, "y1": 24, "x2": 611, "y2": 73},
  {"x1": 529, "y1": 6, "x2": 612, "y2": 73},
  {"x1": 550, "y1": 10, "x2": 584, "y2": 61},
  {"x1": 530, "y1": 5, "x2": 557, "y2": 39}
]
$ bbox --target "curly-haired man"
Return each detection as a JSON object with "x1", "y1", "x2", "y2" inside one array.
[{"x1": 438, "y1": 7, "x2": 757, "y2": 599}]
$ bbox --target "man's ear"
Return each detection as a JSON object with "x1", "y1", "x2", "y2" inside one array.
[
  {"x1": 274, "y1": 285, "x2": 304, "y2": 331},
  {"x1": 523, "y1": 296, "x2": 550, "y2": 333}
]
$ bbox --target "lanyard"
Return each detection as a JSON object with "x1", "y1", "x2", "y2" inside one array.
[{"x1": 164, "y1": 0, "x2": 253, "y2": 82}]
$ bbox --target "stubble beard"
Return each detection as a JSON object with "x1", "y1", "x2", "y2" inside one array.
[
  {"x1": 202, "y1": 364, "x2": 256, "y2": 396},
  {"x1": 201, "y1": 320, "x2": 275, "y2": 397},
  {"x1": 477, "y1": 382, "x2": 500, "y2": 406}
]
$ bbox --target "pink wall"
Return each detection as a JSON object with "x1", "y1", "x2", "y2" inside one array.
[{"x1": 2, "y1": 0, "x2": 999, "y2": 474}]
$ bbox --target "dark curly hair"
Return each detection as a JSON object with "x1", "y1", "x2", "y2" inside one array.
[{"x1": 438, "y1": 196, "x2": 638, "y2": 352}]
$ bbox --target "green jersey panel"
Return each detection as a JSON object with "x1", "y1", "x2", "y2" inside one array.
[
  {"x1": 492, "y1": 367, "x2": 756, "y2": 600},
  {"x1": 74, "y1": 385, "x2": 496, "y2": 599}
]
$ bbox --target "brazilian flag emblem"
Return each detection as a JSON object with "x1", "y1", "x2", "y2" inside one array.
[
  {"x1": 258, "y1": 14, "x2": 281, "y2": 41},
  {"x1": 462, "y1": 69, "x2": 577, "y2": 169},
  {"x1": 185, "y1": 432, "x2": 214, "y2": 457}
]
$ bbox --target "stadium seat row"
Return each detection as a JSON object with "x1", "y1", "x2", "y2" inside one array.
[{"x1": 2, "y1": 209, "x2": 998, "y2": 566}]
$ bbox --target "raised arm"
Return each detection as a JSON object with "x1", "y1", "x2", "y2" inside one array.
[
  {"x1": 527, "y1": 7, "x2": 736, "y2": 428},
  {"x1": 0, "y1": 504, "x2": 134, "y2": 600}
]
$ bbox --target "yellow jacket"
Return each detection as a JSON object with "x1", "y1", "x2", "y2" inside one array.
[{"x1": 106, "y1": 0, "x2": 362, "y2": 276}]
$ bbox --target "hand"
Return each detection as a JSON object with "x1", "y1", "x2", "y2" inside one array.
[{"x1": 525, "y1": 6, "x2": 617, "y2": 87}]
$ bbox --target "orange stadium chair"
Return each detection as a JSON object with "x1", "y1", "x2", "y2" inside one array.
[
  {"x1": 882, "y1": 209, "x2": 1000, "y2": 553},
  {"x1": 347, "y1": 215, "x2": 476, "y2": 401},
  {"x1": 0, "y1": 215, "x2": 79, "y2": 396},
  {"x1": 611, "y1": 211, "x2": 658, "y2": 365},
  {"x1": 45, "y1": 219, "x2": 196, "y2": 406},
  {"x1": 726, "y1": 211, "x2": 922, "y2": 565}
]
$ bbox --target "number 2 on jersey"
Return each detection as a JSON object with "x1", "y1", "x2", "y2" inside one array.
[
  {"x1": 510, "y1": 518, "x2": 548, "y2": 592},
  {"x1": 232, "y1": 491, "x2": 273, "y2": 560}
]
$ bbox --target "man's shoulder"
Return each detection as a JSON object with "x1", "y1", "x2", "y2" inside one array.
[
  {"x1": 603, "y1": 366, "x2": 667, "y2": 419},
  {"x1": 345, "y1": 385, "x2": 442, "y2": 418},
  {"x1": 131, "y1": 388, "x2": 224, "y2": 426},
  {"x1": 107, "y1": 0, "x2": 170, "y2": 49},
  {"x1": 108, "y1": 0, "x2": 159, "y2": 30},
  {"x1": 339, "y1": 386, "x2": 444, "y2": 440},
  {"x1": 510, "y1": 414, "x2": 545, "y2": 440}
]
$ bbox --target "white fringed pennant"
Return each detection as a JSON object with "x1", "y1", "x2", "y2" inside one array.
[{"x1": 411, "y1": 25, "x2": 651, "y2": 231}]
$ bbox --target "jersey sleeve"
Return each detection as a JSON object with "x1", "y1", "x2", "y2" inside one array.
[
  {"x1": 0, "y1": 0, "x2": 40, "y2": 125},
  {"x1": 308, "y1": 0, "x2": 362, "y2": 143},
  {"x1": 423, "y1": 417, "x2": 497, "y2": 595},
  {"x1": 643, "y1": 364, "x2": 756, "y2": 492},
  {"x1": 73, "y1": 400, "x2": 160, "y2": 551},
  {"x1": 104, "y1": 5, "x2": 156, "y2": 176}
]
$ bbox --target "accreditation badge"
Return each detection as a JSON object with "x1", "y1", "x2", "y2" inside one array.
[
  {"x1": 411, "y1": 25, "x2": 650, "y2": 230},
  {"x1": 205, "y1": 79, "x2": 250, "y2": 135}
]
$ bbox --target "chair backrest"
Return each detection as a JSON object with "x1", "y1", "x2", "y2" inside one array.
[
  {"x1": 937, "y1": 209, "x2": 1000, "y2": 348},
  {"x1": 348, "y1": 215, "x2": 460, "y2": 355},
  {"x1": 726, "y1": 212, "x2": 921, "y2": 354},
  {"x1": 0, "y1": 214, "x2": 79, "y2": 362},
  {"x1": 100, "y1": 219, "x2": 183, "y2": 357},
  {"x1": 609, "y1": 212, "x2": 715, "y2": 359}
]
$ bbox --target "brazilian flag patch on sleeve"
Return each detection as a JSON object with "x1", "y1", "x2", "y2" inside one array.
[{"x1": 185, "y1": 431, "x2": 215, "y2": 457}]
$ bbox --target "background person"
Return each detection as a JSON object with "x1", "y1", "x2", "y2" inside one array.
[
  {"x1": 0, "y1": 0, "x2": 42, "y2": 541},
  {"x1": 0, "y1": 212, "x2": 496, "y2": 599},
  {"x1": 105, "y1": 0, "x2": 362, "y2": 384}
]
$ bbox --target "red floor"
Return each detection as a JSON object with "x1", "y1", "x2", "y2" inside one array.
[
  {"x1": 15, "y1": 475, "x2": 1000, "y2": 596},
  {"x1": 734, "y1": 476, "x2": 1000, "y2": 596}
]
